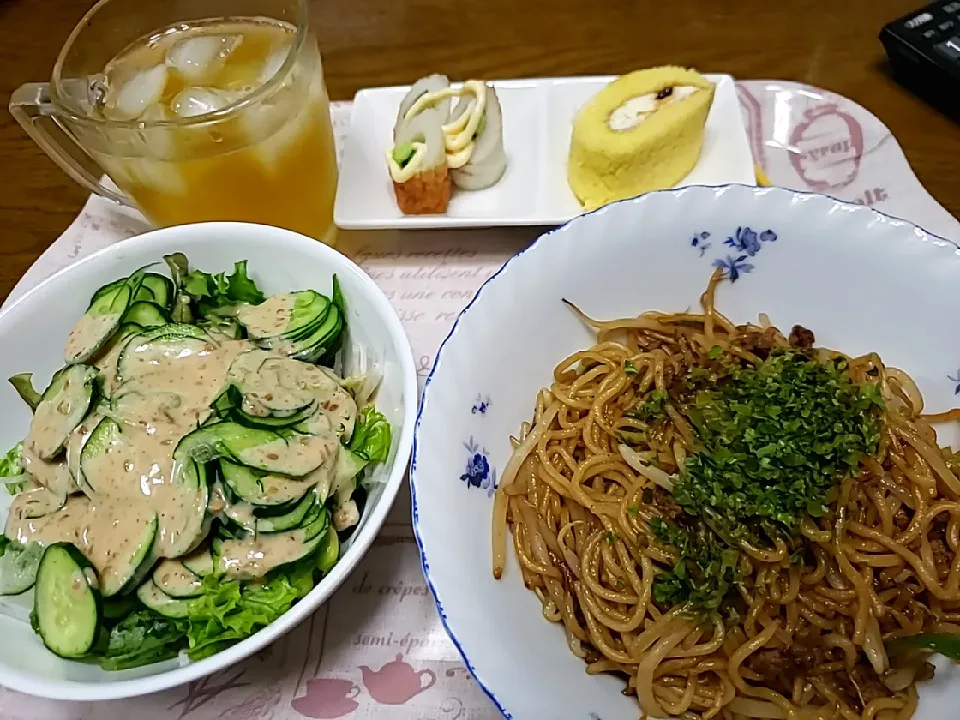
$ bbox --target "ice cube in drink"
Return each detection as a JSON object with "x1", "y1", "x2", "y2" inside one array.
[{"x1": 90, "y1": 17, "x2": 339, "y2": 244}]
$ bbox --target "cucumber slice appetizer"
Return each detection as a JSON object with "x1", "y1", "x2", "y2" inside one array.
[
  {"x1": 65, "y1": 268, "x2": 146, "y2": 363},
  {"x1": 30, "y1": 364, "x2": 98, "y2": 460},
  {"x1": 220, "y1": 460, "x2": 312, "y2": 507},
  {"x1": 34, "y1": 544, "x2": 101, "y2": 658},
  {"x1": 5, "y1": 256, "x2": 388, "y2": 669},
  {"x1": 152, "y1": 559, "x2": 203, "y2": 598}
]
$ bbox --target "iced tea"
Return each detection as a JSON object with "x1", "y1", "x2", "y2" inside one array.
[{"x1": 87, "y1": 17, "x2": 338, "y2": 243}]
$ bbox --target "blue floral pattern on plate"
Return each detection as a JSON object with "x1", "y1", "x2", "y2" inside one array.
[
  {"x1": 692, "y1": 226, "x2": 777, "y2": 282},
  {"x1": 949, "y1": 370, "x2": 960, "y2": 395},
  {"x1": 471, "y1": 394, "x2": 491, "y2": 414},
  {"x1": 461, "y1": 437, "x2": 498, "y2": 496}
]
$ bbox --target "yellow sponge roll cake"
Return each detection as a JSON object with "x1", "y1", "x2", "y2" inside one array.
[{"x1": 568, "y1": 67, "x2": 715, "y2": 209}]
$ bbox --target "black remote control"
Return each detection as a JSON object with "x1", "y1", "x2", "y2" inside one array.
[{"x1": 880, "y1": 1, "x2": 960, "y2": 119}]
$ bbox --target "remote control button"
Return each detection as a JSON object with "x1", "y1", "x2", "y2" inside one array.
[
  {"x1": 905, "y1": 12, "x2": 934, "y2": 29},
  {"x1": 937, "y1": 35, "x2": 960, "y2": 59},
  {"x1": 944, "y1": 2, "x2": 960, "y2": 14},
  {"x1": 940, "y1": 19, "x2": 957, "y2": 33},
  {"x1": 924, "y1": 28, "x2": 941, "y2": 40}
]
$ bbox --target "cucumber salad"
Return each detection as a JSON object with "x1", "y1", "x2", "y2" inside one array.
[{"x1": 0, "y1": 254, "x2": 391, "y2": 668}]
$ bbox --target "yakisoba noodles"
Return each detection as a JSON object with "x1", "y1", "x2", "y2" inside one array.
[{"x1": 492, "y1": 269, "x2": 960, "y2": 720}]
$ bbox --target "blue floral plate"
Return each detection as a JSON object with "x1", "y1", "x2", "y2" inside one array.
[{"x1": 410, "y1": 184, "x2": 960, "y2": 719}]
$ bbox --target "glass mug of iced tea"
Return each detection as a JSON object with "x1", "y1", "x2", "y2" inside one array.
[{"x1": 10, "y1": 0, "x2": 339, "y2": 244}]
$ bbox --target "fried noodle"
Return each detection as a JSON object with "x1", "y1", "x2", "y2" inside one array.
[{"x1": 492, "y1": 270, "x2": 960, "y2": 720}]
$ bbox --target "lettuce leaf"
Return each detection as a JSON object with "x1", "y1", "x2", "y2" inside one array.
[
  {"x1": 183, "y1": 260, "x2": 264, "y2": 316},
  {"x1": 180, "y1": 567, "x2": 313, "y2": 661},
  {"x1": 164, "y1": 253, "x2": 265, "y2": 323},
  {"x1": 100, "y1": 611, "x2": 185, "y2": 671},
  {"x1": 0, "y1": 443, "x2": 24, "y2": 495},
  {"x1": 0, "y1": 443, "x2": 22, "y2": 477},
  {"x1": 96, "y1": 560, "x2": 318, "y2": 669},
  {"x1": 348, "y1": 407, "x2": 391, "y2": 464}
]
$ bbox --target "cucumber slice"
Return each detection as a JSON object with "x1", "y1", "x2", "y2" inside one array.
[
  {"x1": 0, "y1": 541, "x2": 43, "y2": 595},
  {"x1": 140, "y1": 274, "x2": 173, "y2": 309},
  {"x1": 84, "y1": 505, "x2": 158, "y2": 597},
  {"x1": 116, "y1": 328, "x2": 212, "y2": 381},
  {"x1": 220, "y1": 460, "x2": 311, "y2": 507},
  {"x1": 66, "y1": 269, "x2": 146, "y2": 363},
  {"x1": 181, "y1": 546, "x2": 215, "y2": 577},
  {"x1": 213, "y1": 507, "x2": 329, "y2": 578},
  {"x1": 34, "y1": 544, "x2": 101, "y2": 658},
  {"x1": 123, "y1": 301, "x2": 169, "y2": 328},
  {"x1": 136, "y1": 323, "x2": 210, "y2": 343},
  {"x1": 237, "y1": 291, "x2": 330, "y2": 341},
  {"x1": 133, "y1": 285, "x2": 155, "y2": 304},
  {"x1": 111, "y1": 389, "x2": 184, "y2": 425},
  {"x1": 202, "y1": 318, "x2": 244, "y2": 342},
  {"x1": 136, "y1": 580, "x2": 195, "y2": 619},
  {"x1": 176, "y1": 423, "x2": 333, "y2": 477},
  {"x1": 302, "y1": 505, "x2": 330, "y2": 542},
  {"x1": 285, "y1": 305, "x2": 344, "y2": 363},
  {"x1": 88, "y1": 279, "x2": 127, "y2": 310},
  {"x1": 152, "y1": 559, "x2": 203, "y2": 598},
  {"x1": 225, "y1": 351, "x2": 321, "y2": 417},
  {"x1": 88, "y1": 323, "x2": 142, "y2": 392},
  {"x1": 78, "y1": 417, "x2": 119, "y2": 497},
  {"x1": 30, "y1": 364, "x2": 98, "y2": 460},
  {"x1": 161, "y1": 460, "x2": 210, "y2": 559},
  {"x1": 218, "y1": 386, "x2": 316, "y2": 430},
  {"x1": 223, "y1": 490, "x2": 318, "y2": 534},
  {"x1": 317, "y1": 526, "x2": 340, "y2": 574}
]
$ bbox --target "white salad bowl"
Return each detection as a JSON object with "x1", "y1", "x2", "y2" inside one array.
[
  {"x1": 411, "y1": 184, "x2": 960, "y2": 720},
  {"x1": 0, "y1": 222, "x2": 417, "y2": 701}
]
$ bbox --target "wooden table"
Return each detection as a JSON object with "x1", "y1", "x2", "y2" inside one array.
[{"x1": 0, "y1": 0, "x2": 954, "y2": 299}]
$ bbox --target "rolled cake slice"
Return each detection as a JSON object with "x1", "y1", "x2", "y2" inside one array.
[
  {"x1": 385, "y1": 111, "x2": 451, "y2": 215},
  {"x1": 448, "y1": 84, "x2": 507, "y2": 190},
  {"x1": 567, "y1": 66, "x2": 715, "y2": 209}
]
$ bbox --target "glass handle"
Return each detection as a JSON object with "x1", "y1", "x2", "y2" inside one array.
[{"x1": 9, "y1": 82, "x2": 130, "y2": 206}]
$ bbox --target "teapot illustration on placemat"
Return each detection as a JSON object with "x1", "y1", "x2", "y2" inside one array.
[
  {"x1": 359, "y1": 653, "x2": 437, "y2": 705},
  {"x1": 291, "y1": 677, "x2": 361, "y2": 719}
]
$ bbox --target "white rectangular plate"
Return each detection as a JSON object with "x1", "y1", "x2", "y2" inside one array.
[{"x1": 334, "y1": 74, "x2": 755, "y2": 230}]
